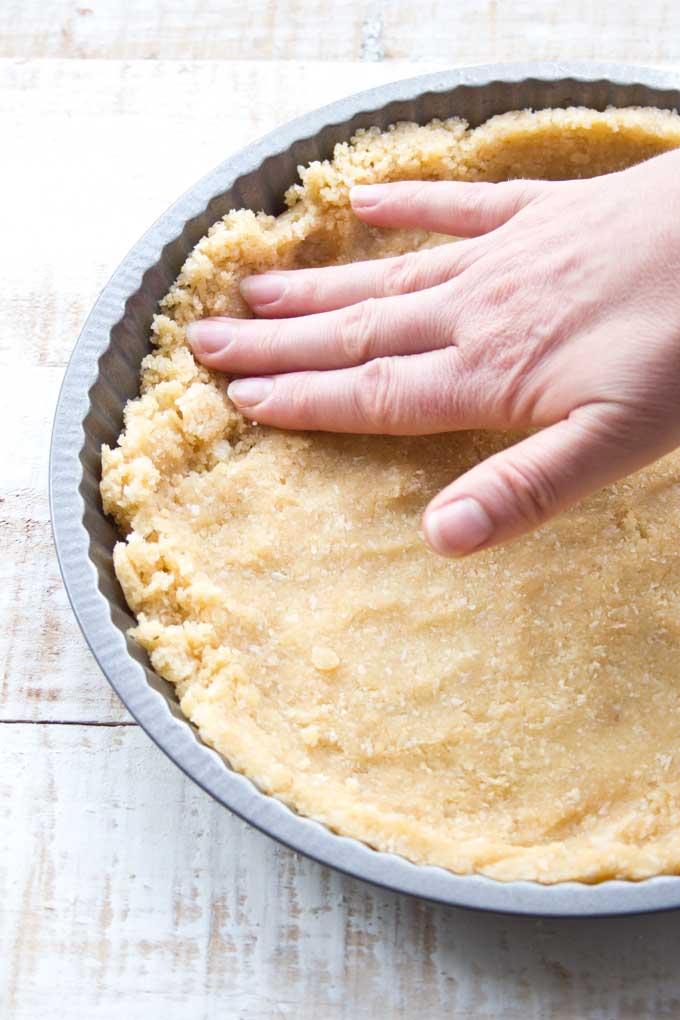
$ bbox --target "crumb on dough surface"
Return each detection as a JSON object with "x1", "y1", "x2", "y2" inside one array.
[{"x1": 101, "y1": 106, "x2": 680, "y2": 883}]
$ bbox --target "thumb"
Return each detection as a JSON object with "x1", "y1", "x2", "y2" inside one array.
[
  {"x1": 422, "y1": 406, "x2": 670, "y2": 557},
  {"x1": 350, "y1": 179, "x2": 546, "y2": 237}
]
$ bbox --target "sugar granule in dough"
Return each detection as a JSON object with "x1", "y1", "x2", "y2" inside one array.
[{"x1": 101, "y1": 106, "x2": 680, "y2": 883}]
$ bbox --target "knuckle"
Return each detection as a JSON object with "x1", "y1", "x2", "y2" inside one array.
[
  {"x1": 494, "y1": 240, "x2": 527, "y2": 276},
  {"x1": 429, "y1": 285, "x2": 461, "y2": 345},
  {"x1": 444, "y1": 238, "x2": 480, "y2": 278},
  {"x1": 260, "y1": 319, "x2": 287, "y2": 361},
  {"x1": 292, "y1": 375, "x2": 321, "y2": 420},
  {"x1": 432, "y1": 276, "x2": 468, "y2": 338},
  {"x1": 353, "y1": 357, "x2": 399, "y2": 431},
  {"x1": 337, "y1": 299, "x2": 379, "y2": 365},
  {"x1": 289, "y1": 273, "x2": 316, "y2": 308},
  {"x1": 402, "y1": 180, "x2": 435, "y2": 212},
  {"x1": 494, "y1": 456, "x2": 559, "y2": 526},
  {"x1": 381, "y1": 253, "x2": 420, "y2": 296},
  {"x1": 456, "y1": 183, "x2": 487, "y2": 221},
  {"x1": 484, "y1": 269, "x2": 522, "y2": 308},
  {"x1": 501, "y1": 179, "x2": 535, "y2": 212}
]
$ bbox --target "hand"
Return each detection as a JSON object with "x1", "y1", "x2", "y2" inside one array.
[{"x1": 186, "y1": 150, "x2": 680, "y2": 557}]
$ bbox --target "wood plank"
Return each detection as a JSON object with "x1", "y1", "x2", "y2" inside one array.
[
  {"x1": 2, "y1": 0, "x2": 679, "y2": 66},
  {"x1": 3, "y1": 723, "x2": 680, "y2": 1020},
  {"x1": 0, "y1": 367, "x2": 130, "y2": 723},
  {"x1": 0, "y1": 58, "x2": 440, "y2": 722}
]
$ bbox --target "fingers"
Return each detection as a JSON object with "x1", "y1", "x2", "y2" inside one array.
[
  {"x1": 350, "y1": 179, "x2": 546, "y2": 236},
  {"x1": 186, "y1": 286, "x2": 451, "y2": 374},
  {"x1": 234, "y1": 178, "x2": 544, "y2": 319},
  {"x1": 224, "y1": 347, "x2": 470, "y2": 434},
  {"x1": 239, "y1": 243, "x2": 474, "y2": 318},
  {"x1": 421, "y1": 404, "x2": 664, "y2": 557}
]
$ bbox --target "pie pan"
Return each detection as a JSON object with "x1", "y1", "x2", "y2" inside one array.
[{"x1": 50, "y1": 61, "x2": 680, "y2": 916}]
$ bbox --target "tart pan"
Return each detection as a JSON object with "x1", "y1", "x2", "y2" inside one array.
[{"x1": 50, "y1": 62, "x2": 680, "y2": 916}]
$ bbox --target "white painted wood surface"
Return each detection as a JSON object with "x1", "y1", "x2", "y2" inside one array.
[
  {"x1": 2, "y1": 10, "x2": 680, "y2": 1015},
  {"x1": 3, "y1": 0, "x2": 680, "y2": 66}
]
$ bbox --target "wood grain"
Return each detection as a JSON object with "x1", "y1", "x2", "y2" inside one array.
[
  {"x1": 2, "y1": 0, "x2": 679, "y2": 66},
  {"x1": 3, "y1": 724, "x2": 680, "y2": 1020}
]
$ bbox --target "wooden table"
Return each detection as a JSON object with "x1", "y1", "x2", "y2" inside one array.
[{"x1": 3, "y1": 5, "x2": 680, "y2": 1017}]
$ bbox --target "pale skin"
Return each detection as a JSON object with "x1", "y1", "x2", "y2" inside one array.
[{"x1": 187, "y1": 149, "x2": 680, "y2": 557}]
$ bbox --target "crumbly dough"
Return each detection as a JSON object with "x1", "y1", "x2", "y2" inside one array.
[{"x1": 102, "y1": 106, "x2": 680, "y2": 883}]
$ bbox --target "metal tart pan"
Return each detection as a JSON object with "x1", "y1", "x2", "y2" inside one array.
[{"x1": 50, "y1": 62, "x2": 680, "y2": 916}]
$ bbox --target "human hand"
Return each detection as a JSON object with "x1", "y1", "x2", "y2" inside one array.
[{"x1": 187, "y1": 150, "x2": 680, "y2": 557}]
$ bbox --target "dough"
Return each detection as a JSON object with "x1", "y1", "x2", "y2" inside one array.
[{"x1": 102, "y1": 106, "x2": 680, "y2": 883}]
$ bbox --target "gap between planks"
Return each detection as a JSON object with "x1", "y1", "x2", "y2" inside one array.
[{"x1": 0, "y1": 719, "x2": 137, "y2": 726}]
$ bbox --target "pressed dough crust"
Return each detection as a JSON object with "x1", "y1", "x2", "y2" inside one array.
[{"x1": 102, "y1": 107, "x2": 680, "y2": 883}]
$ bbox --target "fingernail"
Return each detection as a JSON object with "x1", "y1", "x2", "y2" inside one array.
[
  {"x1": 424, "y1": 498, "x2": 493, "y2": 557},
  {"x1": 186, "y1": 319, "x2": 233, "y2": 354},
  {"x1": 349, "y1": 184, "x2": 388, "y2": 209},
  {"x1": 240, "y1": 274, "x2": 287, "y2": 306},
  {"x1": 227, "y1": 377, "x2": 274, "y2": 407}
]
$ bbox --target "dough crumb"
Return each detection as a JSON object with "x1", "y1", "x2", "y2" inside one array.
[{"x1": 311, "y1": 646, "x2": 341, "y2": 672}]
